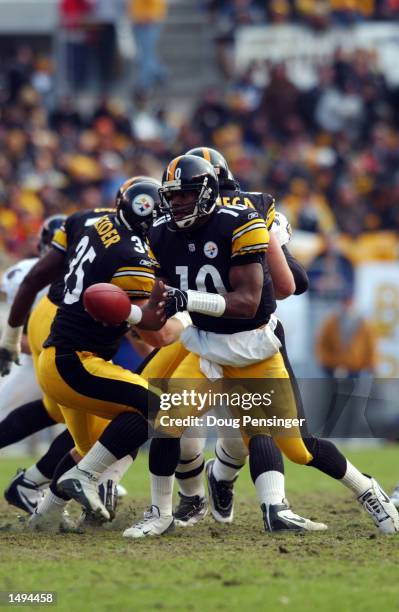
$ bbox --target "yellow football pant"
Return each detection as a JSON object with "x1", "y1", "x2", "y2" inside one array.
[
  {"x1": 155, "y1": 350, "x2": 313, "y2": 465},
  {"x1": 38, "y1": 345, "x2": 154, "y2": 456},
  {"x1": 27, "y1": 295, "x2": 65, "y2": 423}
]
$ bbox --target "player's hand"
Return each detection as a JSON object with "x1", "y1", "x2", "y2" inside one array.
[
  {"x1": 271, "y1": 211, "x2": 292, "y2": 246},
  {"x1": 164, "y1": 286, "x2": 188, "y2": 318},
  {"x1": 139, "y1": 279, "x2": 168, "y2": 330},
  {"x1": 0, "y1": 346, "x2": 20, "y2": 377}
]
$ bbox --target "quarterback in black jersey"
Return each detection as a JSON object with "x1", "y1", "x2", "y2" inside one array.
[{"x1": 123, "y1": 154, "x2": 317, "y2": 538}]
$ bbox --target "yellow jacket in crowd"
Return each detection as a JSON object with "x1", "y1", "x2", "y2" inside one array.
[
  {"x1": 129, "y1": 0, "x2": 167, "y2": 23},
  {"x1": 315, "y1": 312, "x2": 377, "y2": 373}
]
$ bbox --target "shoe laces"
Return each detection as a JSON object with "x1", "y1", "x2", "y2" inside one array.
[
  {"x1": 135, "y1": 506, "x2": 159, "y2": 528},
  {"x1": 213, "y1": 478, "x2": 234, "y2": 508},
  {"x1": 175, "y1": 493, "x2": 201, "y2": 516}
]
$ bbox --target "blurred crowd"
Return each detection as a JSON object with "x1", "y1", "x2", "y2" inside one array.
[
  {"x1": 1, "y1": 12, "x2": 399, "y2": 265},
  {"x1": 206, "y1": 0, "x2": 399, "y2": 29}
]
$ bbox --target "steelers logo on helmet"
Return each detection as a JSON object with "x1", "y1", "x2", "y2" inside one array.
[
  {"x1": 160, "y1": 155, "x2": 219, "y2": 230},
  {"x1": 115, "y1": 178, "x2": 161, "y2": 236},
  {"x1": 132, "y1": 193, "x2": 155, "y2": 217}
]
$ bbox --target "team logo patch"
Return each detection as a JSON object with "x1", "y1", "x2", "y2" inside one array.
[
  {"x1": 132, "y1": 194, "x2": 154, "y2": 216},
  {"x1": 204, "y1": 241, "x2": 218, "y2": 259}
]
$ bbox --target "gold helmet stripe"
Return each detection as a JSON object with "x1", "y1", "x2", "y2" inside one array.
[
  {"x1": 167, "y1": 156, "x2": 183, "y2": 180},
  {"x1": 202, "y1": 147, "x2": 211, "y2": 162}
]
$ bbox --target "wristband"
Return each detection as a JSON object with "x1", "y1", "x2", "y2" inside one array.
[
  {"x1": 127, "y1": 305, "x2": 143, "y2": 326},
  {"x1": 186, "y1": 290, "x2": 226, "y2": 317},
  {"x1": 0, "y1": 323, "x2": 23, "y2": 352},
  {"x1": 171, "y1": 311, "x2": 192, "y2": 329}
]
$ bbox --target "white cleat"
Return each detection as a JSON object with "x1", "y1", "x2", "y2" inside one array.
[
  {"x1": 390, "y1": 484, "x2": 399, "y2": 508},
  {"x1": 123, "y1": 505, "x2": 174, "y2": 539},
  {"x1": 57, "y1": 466, "x2": 110, "y2": 521},
  {"x1": 262, "y1": 500, "x2": 328, "y2": 532},
  {"x1": 358, "y1": 478, "x2": 399, "y2": 534}
]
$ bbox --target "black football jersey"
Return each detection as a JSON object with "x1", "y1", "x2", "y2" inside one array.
[
  {"x1": 148, "y1": 205, "x2": 276, "y2": 334},
  {"x1": 48, "y1": 208, "x2": 116, "y2": 306},
  {"x1": 45, "y1": 212, "x2": 155, "y2": 359},
  {"x1": 218, "y1": 189, "x2": 275, "y2": 230}
]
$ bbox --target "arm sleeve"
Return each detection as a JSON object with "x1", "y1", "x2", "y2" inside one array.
[
  {"x1": 111, "y1": 264, "x2": 155, "y2": 299},
  {"x1": 51, "y1": 220, "x2": 69, "y2": 252},
  {"x1": 282, "y1": 245, "x2": 309, "y2": 295},
  {"x1": 231, "y1": 216, "x2": 269, "y2": 260}
]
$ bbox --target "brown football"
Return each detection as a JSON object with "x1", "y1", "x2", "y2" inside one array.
[{"x1": 83, "y1": 283, "x2": 131, "y2": 326}]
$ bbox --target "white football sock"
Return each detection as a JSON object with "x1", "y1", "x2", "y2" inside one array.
[
  {"x1": 212, "y1": 439, "x2": 246, "y2": 482},
  {"x1": 99, "y1": 455, "x2": 133, "y2": 485},
  {"x1": 255, "y1": 471, "x2": 285, "y2": 506},
  {"x1": 151, "y1": 474, "x2": 174, "y2": 517},
  {"x1": 77, "y1": 443, "x2": 117, "y2": 478},
  {"x1": 37, "y1": 490, "x2": 68, "y2": 515},
  {"x1": 177, "y1": 474, "x2": 205, "y2": 498},
  {"x1": 341, "y1": 461, "x2": 372, "y2": 496},
  {"x1": 176, "y1": 452, "x2": 205, "y2": 497},
  {"x1": 24, "y1": 464, "x2": 50, "y2": 487}
]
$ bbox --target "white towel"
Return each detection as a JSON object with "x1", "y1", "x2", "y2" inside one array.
[{"x1": 180, "y1": 315, "x2": 281, "y2": 379}]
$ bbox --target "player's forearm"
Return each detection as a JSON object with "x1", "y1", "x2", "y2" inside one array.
[
  {"x1": 135, "y1": 313, "x2": 191, "y2": 347},
  {"x1": 268, "y1": 234, "x2": 295, "y2": 299},
  {"x1": 8, "y1": 249, "x2": 64, "y2": 328},
  {"x1": 8, "y1": 276, "x2": 47, "y2": 327},
  {"x1": 282, "y1": 245, "x2": 309, "y2": 295}
]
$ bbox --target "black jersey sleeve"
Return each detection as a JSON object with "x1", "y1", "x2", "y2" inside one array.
[{"x1": 282, "y1": 245, "x2": 309, "y2": 295}]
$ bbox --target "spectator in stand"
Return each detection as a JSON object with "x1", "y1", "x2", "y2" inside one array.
[
  {"x1": 59, "y1": 0, "x2": 93, "y2": 90},
  {"x1": 315, "y1": 296, "x2": 378, "y2": 378},
  {"x1": 258, "y1": 63, "x2": 301, "y2": 137},
  {"x1": 128, "y1": 0, "x2": 168, "y2": 93},
  {"x1": 307, "y1": 236, "x2": 355, "y2": 301},
  {"x1": 91, "y1": 0, "x2": 125, "y2": 91}
]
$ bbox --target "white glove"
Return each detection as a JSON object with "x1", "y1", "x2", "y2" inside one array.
[
  {"x1": 0, "y1": 323, "x2": 23, "y2": 376},
  {"x1": 271, "y1": 211, "x2": 292, "y2": 246}
]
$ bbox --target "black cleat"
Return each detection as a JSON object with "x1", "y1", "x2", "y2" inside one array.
[
  {"x1": 205, "y1": 459, "x2": 235, "y2": 523},
  {"x1": 174, "y1": 492, "x2": 208, "y2": 526},
  {"x1": 4, "y1": 469, "x2": 45, "y2": 515}
]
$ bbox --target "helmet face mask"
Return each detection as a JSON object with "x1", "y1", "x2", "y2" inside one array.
[
  {"x1": 160, "y1": 155, "x2": 219, "y2": 230},
  {"x1": 115, "y1": 177, "x2": 161, "y2": 236}
]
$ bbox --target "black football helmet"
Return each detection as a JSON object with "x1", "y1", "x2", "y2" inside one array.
[
  {"x1": 38, "y1": 214, "x2": 67, "y2": 255},
  {"x1": 185, "y1": 146, "x2": 239, "y2": 190},
  {"x1": 115, "y1": 177, "x2": 161, "y2": 236},
  {"x1": 159, "y1": 155, "x2": 219, "y2": 230}
]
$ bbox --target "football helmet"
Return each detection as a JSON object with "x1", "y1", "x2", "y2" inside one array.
[
  {"x1": 159, "y1": 155, "x2": 219, "y2": 230},
  {"x1": 38, "y1": 214, "x2": 67, "y2": 255},
  {"x1": 185, "y1": 147, "x2": 239, "y2": 190},
  {"x1": 115, "y1": 177, "x2": 161, "y2": 236}
]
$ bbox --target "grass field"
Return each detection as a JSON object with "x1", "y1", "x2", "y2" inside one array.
[{"x1": 0, "y1": 446, "x2": 399, "y2": 611}]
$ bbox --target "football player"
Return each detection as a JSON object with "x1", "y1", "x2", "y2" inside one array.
[
  {"x1": 0, "y1": 179, "x2": 177, "y2": 528},
  {"x1": 123, "y1": 154, "x2": 398, "y2": 537},
  {"x1": 172, "y1": 147, "x2": 310, "y2": 527},
  {"x1": 0, "y1": 215, "x2": 76, "y2": 514}
]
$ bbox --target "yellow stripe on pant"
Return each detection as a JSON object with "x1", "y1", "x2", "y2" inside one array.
[{"x1": 27, "y1": 295, "x2": 65, "y2": 424}]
